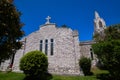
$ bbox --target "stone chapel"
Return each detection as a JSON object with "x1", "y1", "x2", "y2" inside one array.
[{"x1": 0, "y1": 11, "x2": 106, "y2": 75}]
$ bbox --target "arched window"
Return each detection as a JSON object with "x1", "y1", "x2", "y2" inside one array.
[
  {"x1": 45, "y1": 39, "x2": 48, "y2": 55},
  {"x1": 90, "y1": 48, "x2": 94, "y2": 60},
  {"x1": 99, "y1": 21, "x2": 103, "y2": 28},
  {"x1": 40, "y1": 40, "x2": 43, "y2": 52},
  {"x1": 50, "y1": 39, "x2": 54, "y2": 55}
]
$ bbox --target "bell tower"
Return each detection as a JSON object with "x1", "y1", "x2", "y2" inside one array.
[{"x1": 94, "y1": 11, "x2": 106, "y2": 35}]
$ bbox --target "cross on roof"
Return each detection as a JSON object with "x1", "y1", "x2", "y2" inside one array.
[{"x1": 45, "y1": 16, "x2": 51, "y2": 24}]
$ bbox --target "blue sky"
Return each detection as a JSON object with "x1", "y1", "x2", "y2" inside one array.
[{"x1": 14, "y1": 0, "x2": 120, "y2": 41}]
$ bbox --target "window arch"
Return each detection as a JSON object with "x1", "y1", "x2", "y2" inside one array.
[
  {"x1": 40, "y1": 40, "x2": 43, "y2": 52},
  {"x1": 45, "y1": 39, "x2": 48, "y2": 55},
  {"x1": 99, "y1": 21, "x2": 103, "y2": 28},
  {"x1": 90, "y1": 48, "x2": 94, "y2": 60},
  {"x1": 50, "y1": 39, "x2": 54, "y2": 55}
]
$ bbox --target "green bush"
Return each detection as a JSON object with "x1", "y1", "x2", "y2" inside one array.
[
  {"x1": 19, "y1": 50, "x2": 48, "y2": 80},
  {"x1": 79, "y1": 57, "x2": 92, "y2": 76}
]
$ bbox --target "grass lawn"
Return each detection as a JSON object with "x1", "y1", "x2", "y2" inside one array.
[
  {"x1": 91, "y1": 67, "x2": 109, "y2": 75},
  {"x1": 0, "y1": 72, "x2": 25, "y2": 80},
  {"x1": 0, "y1": 68, "x2": 107, "y2": 80},
  {"x1": 0, "y1": 72, "x2": 97, "y2": 80},
  {"x1": 52, "y1": 75, "x2": 97, "y2": 80}
]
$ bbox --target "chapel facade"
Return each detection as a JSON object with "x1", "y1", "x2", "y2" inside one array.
[{"x1": 0, "y1": 11, "x2": 106, "y2": 75}]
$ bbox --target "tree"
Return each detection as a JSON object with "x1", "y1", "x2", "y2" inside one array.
[
  {"x1": 79, "y1": 57, "x2": 92, "y2": 76},
  {"x1": 93, "y1": 24, "x2": 120, "y2": 42},
  {"x1": 92, "y1": 24, "x2": 120, "y2": 79},
  {"x1": 104, "y1": 25, "x2": 120, "y2": 41},
  {"x1": 0, "y1": 0, "x2": 24, "y2": 65},
  {"x1": 20, "y1": 51, "x2": 49, "y2": 80}
]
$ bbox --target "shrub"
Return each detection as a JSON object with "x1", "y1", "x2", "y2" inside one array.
[
  {"x1": 19, "y1": 50, "x2": 48, "y2": 80},
  {"x1": 79, "y1": 57, "x2": 92, "y2": 76}
]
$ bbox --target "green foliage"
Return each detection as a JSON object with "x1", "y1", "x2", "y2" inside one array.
[
  {"x1": 93, "y1": 24, "x2": 120, "y2": 42},
  {"x1": 0, "y1": 0, "x2": 24, "y2": 64},
  {"x1": 92, "y1": 24, "x2": 120, "y2": 79},
  {"x1": 92, "y1": 40, "x2": 120, "y2": 79},
  {"x1": 104, "y1": 25, "x2": 120, "y2": 41},
  {"x1": 79, "y1": 57, "x2": 92, "y2": 76},
  {"x1": 19, "y1": 50, "x2": 48, "y2": 80}
]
